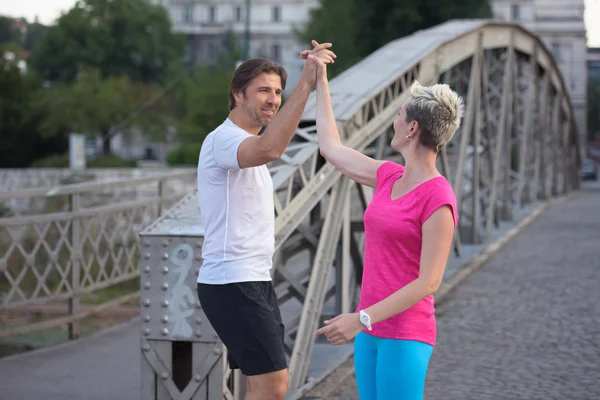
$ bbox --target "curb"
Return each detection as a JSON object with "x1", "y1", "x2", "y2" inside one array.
[{"x1": 293, "y1": 191, "x2": 580, "y2": 399}]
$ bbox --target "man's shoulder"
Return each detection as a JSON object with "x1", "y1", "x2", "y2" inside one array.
[{"x1": 210, "y1": 119, "x2": 250, "y2": 140}]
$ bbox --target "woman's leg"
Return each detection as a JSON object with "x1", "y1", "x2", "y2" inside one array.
[
  {"x1": 354, "y1": 332, "x2": 378, "y2": 400},
  {"x1": 376, "y1": 339, "x2": 433, "y2": 400}
]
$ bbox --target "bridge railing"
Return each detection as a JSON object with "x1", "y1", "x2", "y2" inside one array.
[{"x1": 0, "y1": 170, "x2": 196, "y2": 340}]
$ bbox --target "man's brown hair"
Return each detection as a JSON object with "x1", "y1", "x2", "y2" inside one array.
[{"x1": 229, "y1": 58, "x2": 287, "y2": 111}]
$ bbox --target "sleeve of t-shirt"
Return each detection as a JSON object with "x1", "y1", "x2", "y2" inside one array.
[
  {"x1": 376, "y1": 161, "x2": 404, "y2": 189},
  {"x1": 420, "y1": 181, "x2": 459, "y2": 228},
  {"x1": 212, "y1": 127, "x2": 251, "y2": 169}
]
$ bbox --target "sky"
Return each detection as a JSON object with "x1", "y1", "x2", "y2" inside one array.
[{"x1": 1, "y1": 0, "x2": 600, "y2": 47}]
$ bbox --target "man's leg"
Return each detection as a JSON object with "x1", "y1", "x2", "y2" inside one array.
[
  {"x1": 245, "y1": 369, "x2": 288, "y2": 400},
  {"x1": 197, "y1": 281, "x2": 289, "y2": 400},
  {"x1": 239, "y1": 281, "x2": 289, "y2": 400}
]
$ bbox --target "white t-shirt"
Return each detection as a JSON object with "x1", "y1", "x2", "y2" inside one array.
[{"x1": 196, "y1": 118, "x2": 275, "y2": 284}]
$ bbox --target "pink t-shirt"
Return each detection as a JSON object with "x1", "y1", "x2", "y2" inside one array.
[{"x1": 356, "y1": 161, "x2": 458, "y2": 346}]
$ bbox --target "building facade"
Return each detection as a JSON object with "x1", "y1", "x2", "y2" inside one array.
[
  {"x1": 491, "y1": 0, "x2": 588, "y2": 150},
  {"x1": 155, "y1": 0, "x2": 319, "y2": 95}
]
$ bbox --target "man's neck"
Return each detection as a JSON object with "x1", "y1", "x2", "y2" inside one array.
[{"x1": 228, "y1": 109, "x2": 262, "y2": 135}]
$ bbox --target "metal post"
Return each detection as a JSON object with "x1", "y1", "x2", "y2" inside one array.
[{"x1": 68, "y1": 192, "x2": 81, "y2": 340}]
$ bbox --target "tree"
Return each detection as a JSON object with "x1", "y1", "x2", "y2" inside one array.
[
  {"x1": 588, "y1": 79, "x2": 600, "y2": 143},
  {"x1": 28, "y1": 0, "x2": 184, "y2": 84},
  {"x1": 298, "y1": 0, "x2": 492, "y2": 78},
  {"x1": 0, "y1": 58, "x2": 66, "y2": 167},
  {"x1": 37, "y1": 68, "x2": 173, "y2": 154}
]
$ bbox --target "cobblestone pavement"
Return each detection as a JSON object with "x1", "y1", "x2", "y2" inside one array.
[{"x1": 328, "y1": 182, "x2": 600, "y2": 399}]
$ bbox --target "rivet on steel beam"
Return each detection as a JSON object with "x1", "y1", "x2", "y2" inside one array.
[
  {"x1": 162, "y1": 253, "x2": 169, "y2": 260},
  {"x1": 143, "y1": 328, "x2": 150, "y2": 336},
  {"x1": 162, "y1": 300, "x2": 169, "y2": 307},
  {"x1": 143, "y1": 299, "x2": 151, "y2": 307},
  {"x1": 161, "y1": 283, "x2": 168, "y2": 291},
  {"x1": 144, "y1": 315, "x2": 151, "y2": 322},
  {"x1": 143, "y1": 266, "x2": 151, "y2": 273},
  {"x1": 161, "y1": 372, "x2": 169, "y2": 380},
  {"x1": 161, "y1": 316, "x2": 168, "y2": 323},
  {"x1": 196, "y1": 302, "x2": 202, "y2": 309},
  {"x1": 161, "y1": 328, "x2": 169, "y2": 336},
  {"x1": 195, "y1": 375, "x2": 202, "y2": 382},
  {"x1": 142, "y1": 343, "x2": 150, "y2": 351},
  {"x1": 162, "y1": 266, "x2": 169, "y2": 274},
  {"x1": 144, "y1": 282, "x2": 151, "y2": 290},
  {"x1": 144, "y1": 253, "x2": 151, "y2": 260},
  {"x1": 196, "y1": 242, "x2": 202, "y2": 249},
  {"x1": 162, "y1": 240, "x2": 169, "y2": 247},
  {"x1": 195, "y1": 330, "x2": 202, "y2": 337},
  {"x1": 213, "y1": 348, "x2": 221, "y2": 355},
  {"x1": 143, "y1": 241, "x2": 151, "y2": 247},
  {"x1": 213, "y1": 333, "x2": 219, "y2": 339},
  {"x1": 195, "y1": 317, "x2": 202, "y2": 324}
]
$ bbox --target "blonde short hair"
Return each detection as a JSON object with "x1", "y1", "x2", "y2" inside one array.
[{"x1": 405, "y1": 80, "x2": 465, "y2": 151}]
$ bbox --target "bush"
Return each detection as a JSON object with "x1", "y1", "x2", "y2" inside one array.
[
  {"x1": 30, "y1": 153, "x2": 137, "y2": 168},
  {"x1": 166, "y1": 143, "x2": 202, "y2": 166},
  {"x1": 30, "y1": 153, "x2": 69, "y2": 168},
  {"x1": 88, "y1": 155, "x2": 137, "y2": 168}
]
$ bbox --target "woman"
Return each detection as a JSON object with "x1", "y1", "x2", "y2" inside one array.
[{"x1": 306, "y1": 45, "x2": 464, "y2": 399}]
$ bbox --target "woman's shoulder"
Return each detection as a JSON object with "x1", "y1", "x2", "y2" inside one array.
[{"x1": 377, "y1": 161, "x2": 404, "y2": 179}]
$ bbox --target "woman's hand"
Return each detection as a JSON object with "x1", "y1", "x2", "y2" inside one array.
[{"x1": 315, "y1": 313, "x2": 364, "y2": 345}]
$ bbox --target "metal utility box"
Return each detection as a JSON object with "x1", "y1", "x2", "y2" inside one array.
[{"x1": 138, "y1": 192, "x2": 243, "y2": 400}]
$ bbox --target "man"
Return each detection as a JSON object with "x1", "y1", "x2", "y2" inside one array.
[{"x1": 196, "y1": 42, "x2": 336, "y2": 400}]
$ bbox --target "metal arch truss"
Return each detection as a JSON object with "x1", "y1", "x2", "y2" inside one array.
[
  {"x1": 274, "y1": 23, "x2": 580, "y2": 393},
  {"x1": 143, "y1": 21, "x2": 580, "y2": 399}
]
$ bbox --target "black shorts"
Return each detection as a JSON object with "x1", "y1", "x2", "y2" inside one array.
[{"x1": 197, "y1": 281, "x2": 288, "y2": 376}]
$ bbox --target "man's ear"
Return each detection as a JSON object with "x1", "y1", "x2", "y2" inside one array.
[{"x1": 233, "y1": 90, "x2": 243, "y2": 106}]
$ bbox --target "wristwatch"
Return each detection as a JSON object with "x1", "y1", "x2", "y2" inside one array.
[{"x1": 359, "y1": 310, "x2": 372, "y2": 331}]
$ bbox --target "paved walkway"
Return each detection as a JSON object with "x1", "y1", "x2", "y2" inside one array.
[{"x1": 329, "y1": 181, "x2": 600, "y2": 399}]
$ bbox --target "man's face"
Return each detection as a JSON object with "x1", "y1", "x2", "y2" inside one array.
[{"x1": 236, "y1": 72, "x2": 283, "y2": 127}]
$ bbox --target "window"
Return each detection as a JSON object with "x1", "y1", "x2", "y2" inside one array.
[
  {"x1": 183, "y1": 4, "x2": 193, "y2": 23},
  {"x1": 209, "y1": 6, "x2": 217, "y2": 23},
  {"x1": 551, "y1": 42, "x2": 561, "y2": 63},
  {"x1": 235, "y1": 6, "x2": 242, "y2": 22},
  {"x1": 511, "y1": 4, "x2": 520, "y2": 20},
  {"x1": 272, "y1": 44, "x2": 281, "y2": 62},
  {"x1": 272, "y1": 6, "x2": 281, "y2": 22}
]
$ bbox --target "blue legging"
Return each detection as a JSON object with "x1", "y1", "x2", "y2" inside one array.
[{"x1": 354, "y1": 332, "x2": 433, "y2": 400}]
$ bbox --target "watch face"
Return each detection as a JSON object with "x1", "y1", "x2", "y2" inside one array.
[{"x1": 360, "y1": 315, "x2": 368, "y2": 324}]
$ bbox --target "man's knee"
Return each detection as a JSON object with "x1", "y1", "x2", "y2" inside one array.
[{"x1": 246, "y1": 369, "x2": 288, "y2": 400}]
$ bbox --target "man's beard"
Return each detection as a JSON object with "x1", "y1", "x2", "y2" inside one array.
[{"x1": 242, "y1": 97, "x2": 275, "y2": 127}]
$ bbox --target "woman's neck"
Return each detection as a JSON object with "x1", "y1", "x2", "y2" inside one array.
[{"x1": 401, "y1": 145, "x2": 440, "y2": 182}]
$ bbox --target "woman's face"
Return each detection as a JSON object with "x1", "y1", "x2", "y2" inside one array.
[{"x1": 391, "y1": 102, "x2": 412, "y2": 151}]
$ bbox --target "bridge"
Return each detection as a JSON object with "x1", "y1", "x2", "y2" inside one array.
[{"x1": 0, "y1": 19, "x2": 593, "y2": 400}]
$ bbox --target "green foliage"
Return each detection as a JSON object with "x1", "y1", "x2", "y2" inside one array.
[
  {"x1": 30, "y1": 153, "x2": 137, "y2": 168},
  {"x1": 0, "y1": 57, "x2": 67, "y2": 167},
  {"x1": 177, "y1": 66, "x2": 232, "y2": 143},
  {"x1": 30, "y1": 153, "x2": 69, "y2": 168},
  {"x1": 37, "y1": 67, "x2": 173, "y2": 153},
  {"x1": 88, "y1": 155, "x2": 137, "y2": 168},
  {"x1": 588, "y1": 78, "x2": 600, "y2": 142},
  {"x1": 298, "y1": 0, "x2": 492, "y2": 78},
  {"x1": 28, "y1": 0, "x2": 184, "y2": 84},
  {"x1": 166, "y1": 143, "x2": 202, "y2": 166}
]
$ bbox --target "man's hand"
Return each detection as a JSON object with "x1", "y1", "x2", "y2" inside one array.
[{"x1": 298, "y1": 40, "x2": 336, "y2": 88}]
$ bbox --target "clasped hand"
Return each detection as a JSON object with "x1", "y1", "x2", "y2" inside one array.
[
  {"x1": 298, "y1": 40, "x2": 335, "y2": 85},
  {"x1": 315, "y1": 312, "x2": 364, "y2": 345}
]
